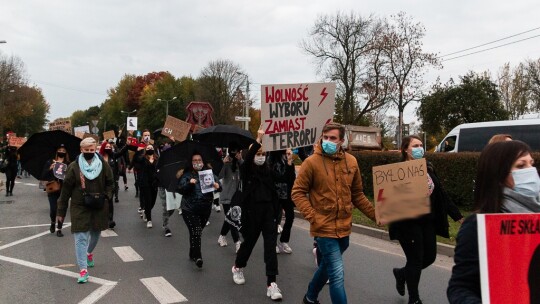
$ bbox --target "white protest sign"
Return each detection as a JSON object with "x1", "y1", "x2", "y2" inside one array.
[
  {"x1": 127, "y1": 117, "x2": 138, "y2": 131},
  {"x1": 372, "y1": 158, "x2": 430, "y2": 224},
  {"x1": 198, "y1": 169, "x2": 215, "y2": 194},
  {"x1": 261, "y1": 83, "x2": 336, "y2": 151}
]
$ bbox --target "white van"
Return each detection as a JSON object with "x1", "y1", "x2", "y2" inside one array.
[{"x1": 435, "y1": 119, "x2": 540, "y2": 152}]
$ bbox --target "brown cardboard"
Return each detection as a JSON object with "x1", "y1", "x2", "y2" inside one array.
[
  {"x1": 103, "y1": 130, "x2": 116, "y2": 140},
  {"x1": 161, "y1": 115, "x2": 191, "y2": 142}
]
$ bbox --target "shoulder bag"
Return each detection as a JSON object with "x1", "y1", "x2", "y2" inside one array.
[
  {"x1": 80, "y1": 171, "x2": 106, "y2": 210},
  {"x1": 45, "y1": 180, "x2": 61, "y2": 193}
]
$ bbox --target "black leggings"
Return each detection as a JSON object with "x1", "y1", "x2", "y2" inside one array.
[
  {"x1": 220, "y1": 204, "x2": 240, "y2": 243},
  {"x1": 5, "y1": 169, "x2": 16, "y2": 193},
  {"x1": 141, "y1": 186, "x2": 158, "y2": 221},
  {"x1": 47, "y1": 192, "x2": 63, "y2": 229},
  {"x1": 278, "y1": 199, "x2": 295, "y2": 243},
  {"x1": 397, "y1": 219, "x2": 437, "y2": 301},
  {"x1": 235, "y1": 203, "x2": 278, "y2": 283},
  {"x1": 182, "y1": 208, "x2": 211, "y2": 260}
]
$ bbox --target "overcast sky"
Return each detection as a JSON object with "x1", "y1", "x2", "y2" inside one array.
[{"x1": 1, "y1": 0, "x2": 539, "y2": 124}]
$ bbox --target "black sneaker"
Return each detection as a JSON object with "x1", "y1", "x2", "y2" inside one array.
[
  {"x1": 50, "y1": 222, "x2": 55, "y2": 233},
  {"x1": 393, "y1": 268, "x2": 406, "y2": 296},
  {"x1": 124, "y1": 186, "x2": 129, "y2": 191},
  {"x1": 303, "y1": 295, "x2": 320, "y2": 304},
  {"x1": 109, "y1": 221, "x2": 116, "y2": 229},
  {"x1": 56, "y1": 230, "x2": 64, "y2": 237},
  {"x1": 195, "y1": 258, "x2": 203, "y2": 268},
  {"x1": 115, "y1": 197, "x2": 119, "y2": 203},
  {"x1": 164, "y1": 228, "x2": 172, "y2": 237}
]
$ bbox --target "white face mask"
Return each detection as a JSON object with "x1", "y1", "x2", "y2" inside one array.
[
  {"x1": 254, "y1": 156, "x2": 266, "y2": 166},
  {"x1": 512, "y1": 167, "x2": 540, "y2": 197}
]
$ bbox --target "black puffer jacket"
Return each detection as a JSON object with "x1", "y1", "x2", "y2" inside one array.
[{"x1": 178, "y1": 169, "x2": 221, "y2": 213}]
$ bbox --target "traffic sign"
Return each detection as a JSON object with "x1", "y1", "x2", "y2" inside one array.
[
  {"x1": 91, "y1": 120, "x2": 99, "y2": 126},
  {"x1": 91, "y1": 127, "x2": 99, "y2": 134},
  {"x1": 235, "y1": 116, "x2": 251, "y2": 122}
]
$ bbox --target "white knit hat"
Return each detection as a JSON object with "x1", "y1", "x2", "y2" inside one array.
[{"x1": 80, "y1": 137, "x2": 96, "y2": 148}]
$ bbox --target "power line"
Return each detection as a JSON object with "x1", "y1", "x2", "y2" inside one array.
[
  {"x1": 439, "y1": 26, "x2": 540, "y2": 58},
  {"x1": 442, "y1": 33, "x2": 540, "y2": 62}
]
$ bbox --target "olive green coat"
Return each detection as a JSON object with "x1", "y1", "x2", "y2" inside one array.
[{"x1": 57, "y1": 158, "x2": 114, "y2": 232}]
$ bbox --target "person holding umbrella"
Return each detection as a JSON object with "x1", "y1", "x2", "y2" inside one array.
[
  {"x1": 41, "y1": 144, "x2": 71, "y2": 237},
  {"x1": 178, "y1": 151, "x2": 222, "y2": 268},
  {"x1": 56, "y1": 137, "x2": 114, "y2": 284},
  {"x1": 231, "y1": 130, "x2": 283, "y2": 301}
]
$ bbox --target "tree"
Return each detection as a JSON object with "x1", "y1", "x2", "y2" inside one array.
[
  {"x1": 196, "y1": 60, "x2": 247, "y2": 125},
  {"x1": 4, "y1": 85, "x2": 49, "y2": 136},
  {"x1": 417, "y1": 72, "x2": 509, "y2": 137},
  {"x1": 526, "y1": 58, "x2": 540, "y2": 111},
  {"x1": 101, "y1": 74, "x2": 137, "y2": 129},
  {"x1": 498, "y1": 62, "x2": 530, "y2": 119},
  {"x1": 382, "y1": 12, "x2": 441, "y2": 146},
  {"x1": 0, "y1": 53, "x2": 29, "y2": 137},
  {"x1": 301, "y1": 12, "x2": 390, "y2": 125}
]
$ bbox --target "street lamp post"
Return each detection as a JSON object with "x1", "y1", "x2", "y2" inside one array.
[
  {"x1": 157, "y1": 97, "x2": 177, "y2": 118},
  {"x1": 236, "y1": 72, "x2": 250, "y2": 130}
]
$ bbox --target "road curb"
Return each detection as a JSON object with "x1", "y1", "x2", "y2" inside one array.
[{"x1": 293, "y1": 211, "x2": 455, "y2": 257}]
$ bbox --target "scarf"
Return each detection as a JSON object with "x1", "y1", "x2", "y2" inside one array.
[
  {"x1": 501, "y1": 187, "x2": 540, "y2": 213},
  {"x1": 78, "y1": 153, "x2": 103, "y2": 180}
]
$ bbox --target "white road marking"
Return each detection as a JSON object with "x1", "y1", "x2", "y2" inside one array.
[
  {"x1": 140, "y1": 277, "x2": 188, "y2": 303},
  {"x1": 0, "y1": 254, "x2": 117, "y2": 304},
  {"x1": 101, "y1": 230, "x2": 118, "y2": 237},
  {"x1": 0, "y1": 223, "x2": 71, "y2": 251},
  {"x1": 24, "y1": 183, "x2": 38, "y2": 186},
  {"x1": 0, "y1": 223, "x2": 71, "y2": 230},
  {"x1": 113, "y1": 246, "x2": 143, "y2": 262}
]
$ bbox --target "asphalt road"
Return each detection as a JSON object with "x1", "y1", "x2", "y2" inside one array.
[{"x1": 0, "y1": 175, "x2": 454, "y2": 304}]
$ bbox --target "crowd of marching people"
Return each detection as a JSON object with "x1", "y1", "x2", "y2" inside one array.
[{"x1": 3, "y1": 121, "x2": 540, "y2": 304}]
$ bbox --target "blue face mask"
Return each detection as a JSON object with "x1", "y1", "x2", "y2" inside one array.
[
  {"x1": 322, "y1": 140, "x2": 338, "y2": 155},
  {"x1": 512, "y1": 167, "x2": 540, "y2": 197},
  {"x1": 411, "y1": 147, "x2": 424, "y2": 159}
]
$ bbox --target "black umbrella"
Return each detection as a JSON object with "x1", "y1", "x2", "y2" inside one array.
[
  {"x1": 19, "y1": 130, "x2": 82, "y2": 180},
  {"x1": 156, "y1": 140, "x2": 223, "y2": 190},
  {"x1": 192, "y1": 124, "x2": 256, "y2": 149}
]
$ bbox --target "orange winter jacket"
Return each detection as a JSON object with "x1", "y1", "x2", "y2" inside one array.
[{"x1": 292, "y1": 145, "x2": 375, "y2": 238}]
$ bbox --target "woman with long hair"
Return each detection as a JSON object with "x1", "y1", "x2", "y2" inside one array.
[
  {"x1": 390, "y1": 135, "x2": 463, "y2": 304},
  {"x1": 447, "y1": 140, "x2": 540, "y2": 303},
  {"x1": 138, "y1": 144, "x2": 159, "y2": 228},
  {"x1": 178, "y1": 151, "x2": 221, "y2": 268},
  {"x1": 41, "y1": 144, "x2": 71, "y2": 237}
]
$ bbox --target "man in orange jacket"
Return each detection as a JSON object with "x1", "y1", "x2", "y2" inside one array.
[{"x1": 292, "y1": 122, "x2": 376, "y2": 304}]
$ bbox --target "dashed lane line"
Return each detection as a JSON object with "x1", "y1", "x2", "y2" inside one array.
[
  {"x1": 112, "y1": 246, "x2": 143, "y2": 262},
  {"x1": 140, "y1": 276, "x2": 188, "y2": 303},
  {"x1": 101, "y1": 230, "x2": 118, "y2": 237},
  {"x1": 0, "y1": 223, "x2": 71, "y2": 230}
]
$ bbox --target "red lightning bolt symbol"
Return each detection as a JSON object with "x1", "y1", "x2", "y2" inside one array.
[{"x1": 318, "y1": 87, "x2": 328, "y2": 107}]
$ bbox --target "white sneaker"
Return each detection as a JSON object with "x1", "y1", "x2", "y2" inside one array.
[
  {"x1": 218, "y1": 235, "x2": 228, "y2": 247},
  {"x1": 142, "y1": 212, "x2": 147, "y2": 221},
  {"x1": 232, "y1": 266, "x2": 245, "y2": 285},
  {"x1": 178, "y1": 209, "x2": 182, "y2": 215},
  {"x1": 206, "y1": 221, "x2": 210, "y2": 226},
  {"x1": 266, "y1": 282, "x2": 283, "y2": 301},
  {"x1": 280, "y1": 242, "x2": 292, "y2": 254},
  {"x1": 277, "y1": 224, "x2": 283, "y2": 234},
  {"x1": 137, "y1": 207, "x2": 142, "y2": 214},
  {"x1": 276, "y1": 245, "x2": 281, "y2": 254},
  {"x1": 147, "y1": 221, "x2": 153, "y2": 228},
  {"x1": 235, "y1": 241, "x2": 241, "y2": 253},
  {"x1": 215, "y1": 205, "x2": 221, "y2": 212}
]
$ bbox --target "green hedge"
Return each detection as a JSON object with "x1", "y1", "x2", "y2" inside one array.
[{"x1": 354, "y1": 151, "x2": 540, "y2": 210}]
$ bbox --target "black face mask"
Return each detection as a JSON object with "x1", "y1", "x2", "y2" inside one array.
[
  {"x1": 57, "y1": 152, "x2": 66, "y2": 158},
  {"x1": 83, "y1": 152, "x2": 95, "y2": 160},
  {"x1": 229, "y1": 150, "x2": 238, "y2": 157},
  {"x1": 105, "y1": 149, "x2": 113, "y2": 155},
  {"x1": 146, "y1": 150, "x2": 154, "y2": 156}
]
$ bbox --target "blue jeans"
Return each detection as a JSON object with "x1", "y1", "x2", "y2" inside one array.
[
  {"x1": 306, "y1": 236, "x2": 349, "y2": 304},
  {"x1": 74, "y1": 230, "x2": 100, "y2": 270}
]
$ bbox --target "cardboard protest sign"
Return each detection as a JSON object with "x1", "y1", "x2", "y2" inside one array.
[
  {"x1": 372, "y1": 158, "x2": 430, "y2": 224},
  {"x1": 83, "y1": 133, "x2": 99, "y2": 143},
  {"x1": 162, "y1": 115, "x2": 191, "y2": 142},
  {"x1": 8, "y1": 136, "x2": 26, "y2": 148},
  {"x1": 49, "y1": 119, "x2": 73, "y2": 134},
  {"x1": 103, "y1": 130, "x2": 116, "y2": 141},
  {"x1": 198, "y1": 169, "x2": 215, "y2": 194},
  {"x1": 127, "y1": 117, "x2": 138, "y2": 131},
  {"x1": 260, "y1": 83, "x2": 336, "y2": 151},
  {"x1": 73, "y1": 125, "x2": 90, "y2": 134},
  {"x1": 478, "y1": 213, "x2": 540, "y2": 304}
]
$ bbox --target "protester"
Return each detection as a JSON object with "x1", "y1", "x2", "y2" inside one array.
[
  {"x1": 447, "y1": 140, "x2": 540, "y2": 303},
  {"x1": 137, "y1": 144, "x2": 159, "y2": 228},
  {"x1": 41, "y1": 144, "x2": 71, "y2": 237},
  {"x1": 268, "y1": 148, "x2": 296, "y2": 254},
  {"x1": 116, "y1": 136, "x2": 129, "y2": 191},
  {"x1": 232, "y1": 130, "x2": 283, "y2": 301},
  {"x1": 389, "y1": 135, "x2": 464, "y2": 304},
  {"x1": 99, "y1": 141, "x2": 128, "y2": 228},
  {"x1": 292, "y1": 122, "x2": 376, "y2": 304},
  {"x1": 56, "y1": 137, "x2": 114, "y2": 283},
  {"x1": 488, "y1": 133, "x2": 512, "y2": 144},
  {"x1": 217, "y1": 143, "x2": 243, "y2": 252},
  {"x1": 3, "y1": 146, "x2": 18, "y2": 196},
  {"x1": 178, "y1": 151, "x2": 221, "y2": 268},
  {"x1": 131, "y1": 129, "x2": 152, "y2": 216}
]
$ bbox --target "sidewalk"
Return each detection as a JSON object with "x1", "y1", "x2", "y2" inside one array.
[{"x1": 293, "y1": 211, "x2": 456, "y2": 257}]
